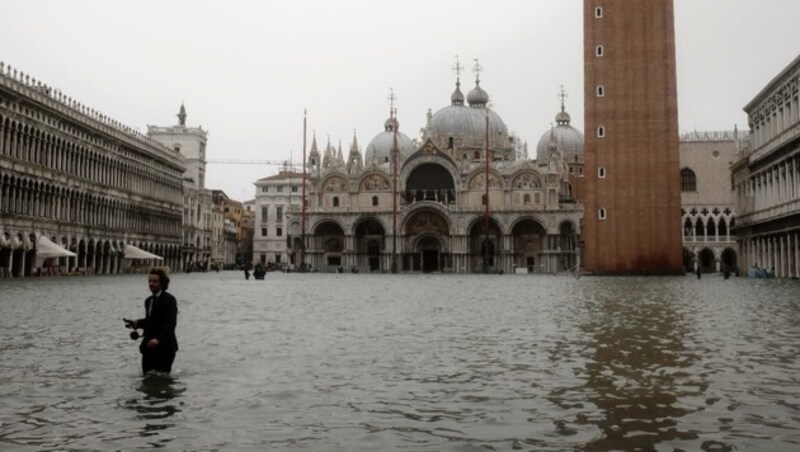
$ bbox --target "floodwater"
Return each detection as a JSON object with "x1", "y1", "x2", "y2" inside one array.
[{"x1": 1, "y1": 272, "x2": 799, "y2": 451}]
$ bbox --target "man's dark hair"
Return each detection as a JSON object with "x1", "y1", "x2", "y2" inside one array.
[{"x1": 149, "y1": 268, "x2": 170, "y2": 290}]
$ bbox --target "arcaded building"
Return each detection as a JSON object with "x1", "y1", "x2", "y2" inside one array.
[
  {"x1": 732, "y1": 54, "x2": 800, "y2": 278},
  {"x1": 680, "y1": 131, "x2": 744, "y2": 273},
  {"x1": 298, "y1": 73, "x2": 583, "y2": 273},
  {"x1": 582, "y1": 1, "x2": 683, "y2": 274},
  {"x1": 0, "y1": 63, "x2": 185, "y2": 276}
]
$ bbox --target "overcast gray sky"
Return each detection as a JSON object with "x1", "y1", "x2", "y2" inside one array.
[{"x1": 2, "y1": 0, "x2": 799, "y2": 201}]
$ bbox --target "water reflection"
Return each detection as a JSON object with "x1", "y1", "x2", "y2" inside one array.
[
  {"x1": 554, "y1": 279, "x2": 713, "y2": 451},
  {"x1": 124, "y1": 375, "x2": 184, "y2": 441}
]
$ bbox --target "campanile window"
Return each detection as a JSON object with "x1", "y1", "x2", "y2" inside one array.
[
  {"x1": 599, "y1": 208, "x2": 607, "y2": 220},
  {"x1": 596, "y1": 85, "x2": 605, "y2": 97},
  {"x1": 597, "y1": 126, "x2": 606, "y2": 138},
  {"x1": 595, "y1": 6, "x2": 603, "y2": 18},
  {"x1": 598, "y1": 166, "x2": 607, "y2": 178},
  {"x1": 596, "y1": 45, "x2": 604, "y2": 57}
]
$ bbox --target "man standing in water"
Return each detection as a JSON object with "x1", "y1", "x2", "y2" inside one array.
[{"x1": 128, "y1": 269, "x2": 179, "y2": 375}]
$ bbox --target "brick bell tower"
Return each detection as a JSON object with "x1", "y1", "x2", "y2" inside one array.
[{"x1": 582, "y1": 1, "x2": 683, "y2": 274}]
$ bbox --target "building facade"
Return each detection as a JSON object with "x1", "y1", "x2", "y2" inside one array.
[
  {"x1": 582, "y1": 1, "x2": 684, "y2": 274},
  {"x1": 732, "y1": 54, "x2": 800, "y2": 278},
  {"x1": 209, "y1": 190, "x2": 239, "y2": 267},
  {"x1": 298, "y1": 73, "x2": 583, "y2": 273},
  {"x1": 680, "y1": 131, "x2": 744, "y2": 273},
  {"x1": 253, "y1": 171, "x2": 305, "y2": 268},
  {"x1": 148, "y1": 106, "x2": 213, "y2": 271},
  {"x1": 240, "y1": 200, "x2": 255, "y2": 266},
  {"x1": 0, "y1": 62, "x2": 184, "y2": 276}
]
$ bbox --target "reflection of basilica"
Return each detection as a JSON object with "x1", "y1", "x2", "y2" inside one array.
[{"x1": 297, "y1": 69, "x2": 584, "y2": 273}]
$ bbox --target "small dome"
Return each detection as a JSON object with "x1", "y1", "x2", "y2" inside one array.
[
  {"x1": 384, "y1": 117, "x2": 399, "y2": 132},
  {"x1": 366, "y1": 118, "x2": 414, "y2": 164},
  {"x1": 451, "y1": 81, "x2": 465, "y2": 106},
  {"x1": 537, "y1": 99, "x2": 583, "y2": 162},
  {"x1": 467, "y1": 81, "x2": 489, "y2": 107},
  {"x1": 536, "y1": 123, "x2": 584, "y2": 162},
  {"x1": 555, "y1": 110, "x2": 571, "y2": 125}
]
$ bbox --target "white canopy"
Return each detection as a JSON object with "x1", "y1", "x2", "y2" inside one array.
[
  {"x1": 124, "y1": 244, "x2": 164, "y2": 260},
  {"x1": 36, "y1": 235, "x2": 77, "y2": 259}
]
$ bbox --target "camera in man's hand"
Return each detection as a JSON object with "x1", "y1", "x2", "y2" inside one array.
[{"x1": 123, "y1": 318, "x2": 140, "y2": 340}]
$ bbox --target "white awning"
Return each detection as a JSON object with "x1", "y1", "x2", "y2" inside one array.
[
  {"x1": 36, "y1": 235, "x2": 77, "y2": 259},
  {"x1": 124, "y1": 244, "x2": 164, "y2": 260}
]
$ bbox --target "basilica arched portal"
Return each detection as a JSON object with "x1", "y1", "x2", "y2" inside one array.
[
  {"x1": 468, "y1": 217, "x2": 502, "y2": 272},
  {"x1": 403, "y1": 209, "x2": 450, "y2": 272},
  {"x1": 312, "y1": 220, "x2": 345, "y2": 270},
  {"x1": 353, "y1": 217, "x2": 385, "y2": 272},
  {"x1": 511, "y1": 219, "x2": 547, "y2": 273}
]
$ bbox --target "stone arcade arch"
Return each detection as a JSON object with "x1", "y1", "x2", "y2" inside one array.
[
  {"x1": 102, "y1": 241, "x2": 112, "y2": 275},
  {"x1": 468, "y1": 216, "x2": 502, "y2": 272},
  {"x1": 698, "y1": 248, "x2": 715, "y2": 273},
  {"x1": 402, "y1": 208, "x2": 451, "y2": 272},
  {"x1": 78, "y1": 239, "x2": 86, "y2": 271},
  {"x1": 721, "y1": 248, "x2": 737, "y2": 273},
  {"x1": 312, "y1": 220, "x2": 345, "y2": 271},
  {"x1": 353, "y1": 217, "x2": 386, "y2": 272},
  {"x1": 24, "y1": 232, "x2": 36, "y2": 277},
  {"x1": 11, "y1": 233, "x2": 24, "y2": 277},
  {"x1": 510, "y1": 218, "x2": 547, "y2": 273}
]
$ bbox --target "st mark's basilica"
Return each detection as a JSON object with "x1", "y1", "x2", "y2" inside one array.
[{"x1": 295, "y1": 67, "x2": 585, "y2": 274}]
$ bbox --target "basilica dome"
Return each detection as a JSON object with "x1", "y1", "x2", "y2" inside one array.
[
  {"x1": 365, "y1": 117, "x2": 415, "y2": 164},
  {"x1": 427, "y1": 78, "x2": 511, "y2": 155},
  {"x1": 536, "y1": 106, "x2": 584, "y2": 162}
]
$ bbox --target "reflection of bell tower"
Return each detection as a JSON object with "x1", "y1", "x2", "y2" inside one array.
[{"x1": 582, "y1": 1, "x2": 683, "y2": 274}]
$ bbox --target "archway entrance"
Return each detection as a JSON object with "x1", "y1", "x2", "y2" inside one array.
[
  {"x1": 291, "y1": 237, "x2": 304, "y2": 268},
  {"x1": 468, "y1": 217, "x2": 501, "y2": 273},
  {"x1": 354, "y1": 217, "x2": 385, "y2": 272},
  {"x1": 721, "y1": 248, "x2": 737, "y2": 273},
  {"x1": 698, "y1": 248, "x2": 715, "y2": 273},
  {"x1": 511, "y1": 219, "x2": 546, "y2": 273},
  {"x1": 11, "y1": 234, "x2": 24, "y2": 277},
  {"x1": 417, "y1": 236, "x2": 440, "y2": 273},
  {"x1": 404, "y1": 209, "x2": 450, "y2": 272},
  {"x1": 313, "y1": 221, "x2": 345, "y2": 271}
]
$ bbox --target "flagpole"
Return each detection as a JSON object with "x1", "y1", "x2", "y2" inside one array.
[
  {"x1": 391, "y1": 105, "x2": 399, "y2": 274},
  {"x1": 483, "y1": 110, "x2": 490, "y2": 273},
  {"x1": 301, "y1": 109, "x2": 307, "y2": 270}
]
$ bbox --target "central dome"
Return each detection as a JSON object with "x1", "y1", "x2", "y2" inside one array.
[{"x1": 425, "y1": 78, "x2": 511, "y2": 156}]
